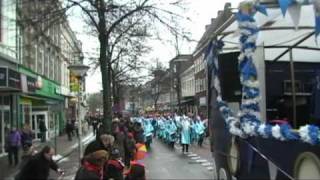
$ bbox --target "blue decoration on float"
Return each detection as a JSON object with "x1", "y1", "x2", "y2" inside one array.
[
  {"x1": 278, "y1": 0, "x2": 294, "y2": 16},
  {"x1": 308, "y1": 125, "x2": 320, "y2": 145},
  {"x1": 280, "y1": 124, "x2": 299, "y2": 140}
]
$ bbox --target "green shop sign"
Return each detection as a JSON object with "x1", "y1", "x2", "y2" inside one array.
[{"x1": 19, "y1": 66, "x2": 64, "y2": 100}]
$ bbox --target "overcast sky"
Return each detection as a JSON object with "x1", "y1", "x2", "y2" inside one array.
[{"x1": 69, "y1": 0, "x2": 242, "y2": 93}]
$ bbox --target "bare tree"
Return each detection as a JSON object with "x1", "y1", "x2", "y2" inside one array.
[{"x1": 16, "y1": 0, "x2": 190, "y2": 133}]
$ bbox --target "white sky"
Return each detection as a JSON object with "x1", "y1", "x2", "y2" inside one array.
[{"x1": 69, "y1": 0, "x2": 242, "y2": 93}]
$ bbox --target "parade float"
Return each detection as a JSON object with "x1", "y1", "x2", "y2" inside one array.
[{"x1": 207, "y1": 0, "x2": 320, "y2": 179}]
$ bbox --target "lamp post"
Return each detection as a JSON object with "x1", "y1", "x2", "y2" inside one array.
[{"x1": 68, "y1": 63, "x2": 89, "y2": 163}]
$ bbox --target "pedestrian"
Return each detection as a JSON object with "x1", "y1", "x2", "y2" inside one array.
[
  {"x1": 84, "y1": 134, "x2": 114, "y2": 157},
  {"x1": 15, "y1": 145, "x2": 64, "y2": 180},
  {"x1": 75, "y1": 150, "x2": 108, "y2": 180},
  {"x1": 124, "y1": 132, "x2": 136, "y2": 167},
  {"x1": 21, "y1": 123, "x2": 33, "y2": 153},
  {"x1": 92, "y1": 118, "x2": 98, "y2": 135},
  {"x1": 124, "y1": 160, "x2": 146, "y2": 180},
  {"x1": 105, "y1": 148, "x2": 125, "y2": 180},
  {"x1": 113, "y1": 123, "x2": 126, "y2": 162},
  {"x1": 66, "y1": 120, "x2": 74, "y2": 141},
  {"x1": 39, "y1": 119, "x2": 47, "y2": 142},
  {"x1": 73, "y1": 119, "x2": 79, "y2": 138},
  {"x1": 6, "y1": 127, "x2": 21, "y2": 166},
  {"x1": 133, "y1": 122, "x2": 144, "y2": 144}
]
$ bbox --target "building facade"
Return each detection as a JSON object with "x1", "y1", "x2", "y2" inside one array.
[
  {"x1": 169, "y1": 55, "x2": 193, "y2": 113},
  {"x1": 180, "y1": 64, "x2": 196, "y2": 114},
  {"x1": 0, "y1": 0, "x2": 83, "y2": 154}
]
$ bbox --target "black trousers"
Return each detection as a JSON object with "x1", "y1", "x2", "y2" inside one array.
[
  {"x1": 182, "y1": 144, "x2": 189, "y2": 153},
  {"x1": 8, "y1": 146, "x2": 19, "y2": 166}
]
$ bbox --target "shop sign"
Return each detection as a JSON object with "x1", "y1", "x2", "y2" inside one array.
[
  {"x1": 27, "y1": 76, "x2": 37, "y2": 92},
  {"x1": 8, "y1": 69, "x2": 21, "y2": 90},
  {"x1": 21, "y1": 74, "x2": 37, "y2": 93},
  {"x1": 70, "y1": 74, "x2": 80, "y2": 92},
  {"x1": 36, "y1": 76, "x2": 43, "y2": 89},
  {"x1": 0, "y1": 67, "x2": 7, "y2": 87},
  {"x1": 56, "y1": 86, "x2": 70, "y2": 96}
]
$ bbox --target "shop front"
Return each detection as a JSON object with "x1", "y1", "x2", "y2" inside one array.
[
  {"x1": 19, "y1": 67, "x2": 66, "y2": 141},
  {"x1": 0, "y1": 67, "x2": 21, "y2": 154}
]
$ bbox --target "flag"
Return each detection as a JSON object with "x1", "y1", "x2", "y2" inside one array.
[
  {"x1": 288, "y1": 4, "x2": 302, "y2": 29},
  {"x1": 278, "y1": 0, "x2": 294, "y2": 16}
]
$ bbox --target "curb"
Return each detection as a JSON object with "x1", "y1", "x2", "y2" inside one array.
[{"x1": 55, "y1": 134, "x2": 95, "y2": 163}]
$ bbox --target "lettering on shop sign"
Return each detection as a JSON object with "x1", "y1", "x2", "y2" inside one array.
[
  {"x1": 8, "y1": 69, "x2": 21, "y2": 90},
  {"x1": 27, "y1": 76, "x2": 37, "y2": 92}
]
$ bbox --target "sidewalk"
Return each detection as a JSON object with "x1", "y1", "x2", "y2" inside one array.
[{"x1": 0, "y1": 131, "x2": 95, "y2": 179}]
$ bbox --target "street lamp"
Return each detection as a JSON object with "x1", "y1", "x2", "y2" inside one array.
[{"x1": 68, "y1": 63, "x2": 89, "y2": 164}]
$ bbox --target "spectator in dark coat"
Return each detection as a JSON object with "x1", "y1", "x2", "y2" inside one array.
[
  {"x1": 39, "y1": 119, "x2": 47, "y2": 142},
  {"x1": 105, "y1": 148, "x2": 125, "y2": 180},
  {"x1": 15, "y1": 146, "x2": 63, "y2": 180},
  {"x1": 113, "y1": 124, "x2": 126, "y2": 162},
  {"x1": 21, "y1": 123, "x2": 33, "y2": 150},
  {"x1": 84, "y1": 134, "x2": 114, "y2": 157},
  {"x1": 6, "y1": 127, "x2": 21, "y2": 166},
  {"x1": 125, "y1": 161, "x2": 146, "y2": 180},
  {"x1": 124, "y1": 133, "x2": 136, "y2": 167},
  {"x1": 75, "y1": 150, "x2": 109, "y2": 180},
  {"x1": 133, "y1": 122, "x2": 144, "y2": 144},
  {"x1": 66, "y1": 120, "x2": 74, "y2": 141}
]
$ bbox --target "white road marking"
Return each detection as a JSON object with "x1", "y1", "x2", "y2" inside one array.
[
  {"x1": 201, "y1": 162, "x2": 213, "y2": 166},
  {"x1": 207, "y1": 166, "x2": 214, "y2": 171},
  {"x1": 187, "y1": 154, "x2": 198, "y2": 157},
  {"x1": 195, "y1": 159, "x2": 208, "y2": 163},
  {"x1": 191, "y1": 156, "x2": 201, "y2": 160}
]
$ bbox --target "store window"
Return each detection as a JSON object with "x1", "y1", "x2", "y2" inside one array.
[{"x1": 20, "y1": 104, "x2": 32, "y2": 126}]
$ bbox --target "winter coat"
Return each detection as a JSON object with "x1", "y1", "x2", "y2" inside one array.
[
  {"x1": 125, "y1": 161, "x2": 146, "y2": 180},
  {"x1": 21, "y1": 130, "x2": 33, "y2": 148},
  {"x1": 125, "y1": 138, "x2": 136, "y2": 160},
  {"x1": 75, "y1": 161, "x2": 103, "y2": 180},
  {"x1": 15, "y1": 153, "x2": 58, "y2": 180},
  {"x1": 105, "y1": 159, "x2": 125, "y2": 180},
  {"x1": 84, "y1": 139, "x2": 110, "y2": 157},
  {"x1": 8, "y1": 130, "x2": 21, "y2": 147},
  {"x1": 39, "y1": 121, "x2": 47, "y2": 132},
  {"x1": 113, "y1": 132, "x2": 126, "y2": 161}
]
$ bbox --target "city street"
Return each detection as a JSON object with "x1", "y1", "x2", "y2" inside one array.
[{"x1": 50, "y1": 138, "x2": 213, "y2": 179}]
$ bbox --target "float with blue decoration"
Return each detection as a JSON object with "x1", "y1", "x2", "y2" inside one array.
[{"x1": 205, "y1": 0, "x2": 320, "y2": 179}]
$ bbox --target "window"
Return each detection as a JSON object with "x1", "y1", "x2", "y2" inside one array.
[
  {"x1": 37, "y1": 45, "x2": 43, "y2": 75},
  {"x1": 44, "y1": 47, "x2": 50, "y2": 78},
  {"x1": 50, "y1": 52, "x2": 54, "y2": 80}
]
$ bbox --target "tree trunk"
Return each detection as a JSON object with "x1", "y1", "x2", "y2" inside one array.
[{"x1": 98, "y1": 0, "x2": 112, "y2": 133}]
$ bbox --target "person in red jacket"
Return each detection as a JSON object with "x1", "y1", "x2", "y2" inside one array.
[
  {"x1": 105, "y1": 148, "x2": 125, "y2": 180},
  {"x1": 124, "y1": 160, "x2": 146, "y2": 180}
]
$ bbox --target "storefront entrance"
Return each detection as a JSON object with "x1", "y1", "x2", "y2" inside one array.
[
  {"x1": 0, "y1": 108, "x2": 10, "y2": 154},
  {"x1": 0, "y1": 96, "x2": 11, "y2": 154},
  {"x1": 31, "y1": 111, "x2": 48, "y2": 141}
]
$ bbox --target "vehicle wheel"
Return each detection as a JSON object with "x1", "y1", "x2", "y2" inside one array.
[{"x1": 294, "y1": 152, "x2": 320, "y2": 180}]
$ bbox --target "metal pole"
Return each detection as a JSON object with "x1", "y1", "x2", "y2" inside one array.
[
  {"x1": 54, "y1": 112, "x2": 57, "y2": 153},
  {"x1": 289, "y1": 50, "x2": 297, "y2": 128},
  {"x1": 78, "y1": 78, "x2": 83, "y2": 164}
]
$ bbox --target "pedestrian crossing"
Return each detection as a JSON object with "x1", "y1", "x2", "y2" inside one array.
[{"x1": 173, "y1": 145, "x2": 215, "y2": 172}]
